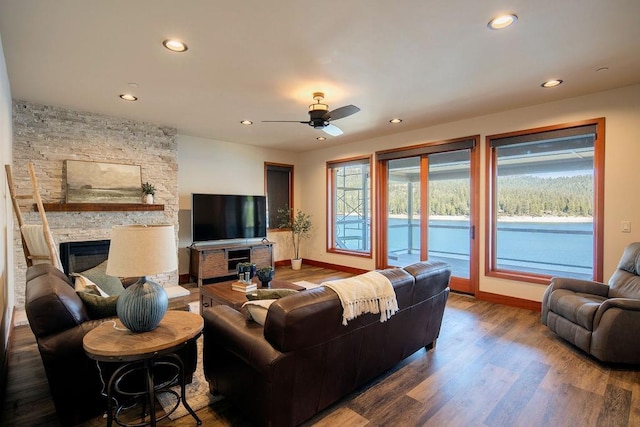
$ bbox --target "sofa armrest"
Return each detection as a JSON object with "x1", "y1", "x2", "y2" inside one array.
[{"x1": 203, "y1": 305, "x2": 284, "y2": 376}]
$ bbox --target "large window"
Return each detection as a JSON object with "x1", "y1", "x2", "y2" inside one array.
[
  {"x1": 327, "y1": 156, "x2": 371, "y2": 256},
  {"x1": 265, "y1": 163, "x2": 293, "y2": 229},
  {"x1": 486, "y1": 119, "x2": 605, "y2": 283}
]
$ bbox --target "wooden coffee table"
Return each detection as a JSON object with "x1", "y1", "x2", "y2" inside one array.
[{"x1": 200, "y1": 279, "x2": 304, "y2": 312}]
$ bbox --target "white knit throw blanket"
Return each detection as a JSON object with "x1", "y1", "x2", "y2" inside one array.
[{"x1": 322, "y1": 271, "x2": 399, "y2": 326}]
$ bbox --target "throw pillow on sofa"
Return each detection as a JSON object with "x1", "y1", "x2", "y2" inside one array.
[
  {"x1": 73, "y1": 274, "x2": 109, "y2": 296},
  {"x1": 76, "y1": 261, "x2": 125, "y2": 296},
  {"x1": 246, "y1": 288, "x2": 298, "y2": 301},
  {"x1": 76, "y1": 290, "x2": 118, "y2": 319},
  {"x1": 242, "y1": 299, "x2": 277, "y2": 325}
]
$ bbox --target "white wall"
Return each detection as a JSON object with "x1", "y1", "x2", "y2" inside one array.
[
  {"x1": 1, "y1": 34, "x2": 14, "y2": 353},
  {"x1": 176, "y1": 135, "x2": 299, "y2": 273},
  {"x1": 296, "y1": 84, "x2": 640, "y2": 302}
]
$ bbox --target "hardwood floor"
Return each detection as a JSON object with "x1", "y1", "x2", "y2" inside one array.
[{"x1": 2, "y1": 265, "x2": 639, "y2": 426}]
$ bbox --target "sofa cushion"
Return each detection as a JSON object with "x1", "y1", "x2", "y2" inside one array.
[
  {"x1": 76, "y1": 290, "x2": 119, "y2": 319},
  {"x1": 73, "y1": 274, "x2": 109, "y2": 297},
  {"x1": 77, "y1": 261, "x2": 125, "y2": 296},
  {"x1": 549, "y1": 289, "x2": 607, "y2": 331},
  {"x1": 246, "y1": 289, "x2": 298, "y2": 301},
  {"x1": 243, "y1": 299, "x2": 277, "y2": 325}
]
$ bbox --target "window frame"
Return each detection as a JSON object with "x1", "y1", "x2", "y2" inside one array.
[
  {"x1": 485, "y1": 118, "x2": 605, "y2": 284},
  {"x1": 264, "y1": 162, "x2": 294, "y2": 230},
  {"x1": 326, "y1": 155, "x2": 373, "y2": 258}
]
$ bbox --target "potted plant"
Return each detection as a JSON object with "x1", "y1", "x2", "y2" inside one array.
[
  {"x1": 256, "y1": 266, "x2": 275, "y2": 287},
  {"x1": 277, "y1": 207, "x2": 312, "y2": 270},
  {"x1": 142, "y1": 182, "x2": 156, "y2": 204}
]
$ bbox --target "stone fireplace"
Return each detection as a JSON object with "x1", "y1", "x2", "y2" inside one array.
[{"x1": 11, "y1": 100, "x2": 179, "y2": 310}]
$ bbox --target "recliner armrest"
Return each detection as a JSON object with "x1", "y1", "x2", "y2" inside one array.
[
  {"x1": 549, "y1": 277, "x2": 609, "y2": 296},
  {"x1": 594, "y1": 297, "x2": 640, "y2": 329}
]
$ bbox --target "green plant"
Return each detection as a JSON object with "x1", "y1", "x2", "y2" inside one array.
[
  {"x1": 142, "y1": 182, "x2": 156, "y2": 196},
  {"x1": 276, "y1": 207, "x2": 312, "y2": 260}
]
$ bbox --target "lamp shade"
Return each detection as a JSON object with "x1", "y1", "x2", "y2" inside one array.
[
  {"x1": 106, "y1": 224, "x2": 178, "y2": 277},
  {"x1": 106, "y1": 224, "x2": 177, "y2": 333}
]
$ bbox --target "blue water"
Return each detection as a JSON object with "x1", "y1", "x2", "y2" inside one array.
[{"x1": 388, "y1": 218, "x2": 593, "y2": 279}]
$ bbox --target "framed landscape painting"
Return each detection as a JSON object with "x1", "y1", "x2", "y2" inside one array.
[{"x1": 65, "y1": 160, "x2": 142, "y2": 203}]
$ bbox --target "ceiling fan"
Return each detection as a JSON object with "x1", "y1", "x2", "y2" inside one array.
[{"x1": 262, "y1": 92, "x2": 360, "y2": 136}]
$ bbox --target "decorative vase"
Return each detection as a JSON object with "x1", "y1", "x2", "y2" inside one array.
[
  {"x1": 256, "y1": 268, "x2": 275, "y2": 288},
  {"x1": 116, "y1": 277, "x2": 168, "y2": 332},
  {"x1": 291, "y1": 258, "x2": 302, "y2": 270},
  {"x1": 242, "y1": 263, "x2": 257, "y2": 279},
  {"x1": 143, "y1": 194, "x2": 154, "y2": 204}
]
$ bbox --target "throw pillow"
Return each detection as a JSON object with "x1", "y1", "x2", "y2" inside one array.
[
  {"x1": 76, "y1": 291, "x2": 119, "y2": 319},
  {"x1": 78, "y1": 261, "x2": 125, "y2": 296},
  {"x1": 242, "y1": 299, "x2": 277, "y2": 326},
  {"x1": 246, "y1": 288, "x2": 298, "y2": 301},
  {"x1": 73, "y1": 274, "x2": 109, "y2": 297}
]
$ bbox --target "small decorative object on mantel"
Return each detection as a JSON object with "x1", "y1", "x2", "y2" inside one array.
[
  {"x1": 256, "y1": 266, "x2": 275, "y2": 288},
  {"x1": 142, "y1": 182, "x2": 156, "y2": 204}
]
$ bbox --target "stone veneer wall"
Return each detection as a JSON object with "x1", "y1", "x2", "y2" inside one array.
[{"x1": 11, "y1": 100, "x2": 179, "y2": 309}]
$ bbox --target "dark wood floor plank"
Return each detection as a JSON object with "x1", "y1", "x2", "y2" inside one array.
[
  {"x1": 484, "y1": 360, "x2": 551, "y2": 426},
  {"x1": 598, "y1": 383, "x2": 632, "y2": 427}
]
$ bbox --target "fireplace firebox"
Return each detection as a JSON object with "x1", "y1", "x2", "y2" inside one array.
[{"x1": 59, "y1": 240, "x2": 111, "y2": 276}]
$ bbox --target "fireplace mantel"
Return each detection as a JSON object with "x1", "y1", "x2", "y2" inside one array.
[{"x1": 39, "y1": 203, "x2": 165, "y2": 212}]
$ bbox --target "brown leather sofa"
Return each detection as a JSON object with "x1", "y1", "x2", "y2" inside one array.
[
  {"x1": 542, "y1": 242, "x2": 640, "y2": 364},
  {"x1": 203, "y1": 261, "x2": 451, "y2": 426},
  {"x1": 24, "y1": 263, "x2": 197, "y2": 426}
]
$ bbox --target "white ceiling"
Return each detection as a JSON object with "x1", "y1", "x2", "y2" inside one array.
[{"x1": 1, "y1": 0, "x2": 639, "y2": 152}]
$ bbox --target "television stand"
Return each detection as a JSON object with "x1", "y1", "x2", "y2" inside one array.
[{"x1": 189, "y1": 242, "x2": 274, "y2": 288}]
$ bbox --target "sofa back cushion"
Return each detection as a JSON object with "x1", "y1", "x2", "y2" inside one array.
[
  {"x1": 26, "y1": 264, "x2": 91, "y2": 338},
  {"x1": 264, "y1": 268, "x2": 415, "y2": 352},
  {"x1": 404, "y1": 260, "x2": 452, "y2": 303},
  {"x1": 609, "y1": 242, "x2": 640, "y2": 299}
]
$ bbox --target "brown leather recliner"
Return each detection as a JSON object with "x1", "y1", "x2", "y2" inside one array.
[
  {"x1": 542, "y1": 242, "x2": 640, "y2": 364},
  {"x1": 24, "y1": 263, "x2": 197, "y2": 426},
  {"x1": 203, "y1": 261, "x2": 451, "y2": 427}
]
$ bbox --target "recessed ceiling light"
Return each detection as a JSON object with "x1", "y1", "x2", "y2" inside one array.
[
  {"x1": 389, "y1": 118, "x2": 403, "y2": 124},
  {"x1": 488, "y1": 14, "x2": 518, "y2": 30},
  {"x1": 596, "y1": 67, "x2": 609, "y2": 73},
  {"x1": 240, "y1": 120, "x2": 253, "y2": 125},
  {"x1": 119, "y1": 94, "x2": 138, "y2": 101},
  {"x1": 162, "y1": 39, "x2": 188, "y2": 52},
  {"x1": 316, "y1": 137, "x2": 326, "y2": 141},
  {"x1": 541, "y1": 79, "x2": 563, "y2": 88}
]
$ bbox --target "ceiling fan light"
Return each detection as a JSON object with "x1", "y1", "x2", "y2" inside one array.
[{"x1": 309, "y1": 102, "x2": 328, "y2": 112}]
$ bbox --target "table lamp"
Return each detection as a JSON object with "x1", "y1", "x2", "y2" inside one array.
[{"x1": 106, "y1": 224, "x2": 177, "y2": 332}]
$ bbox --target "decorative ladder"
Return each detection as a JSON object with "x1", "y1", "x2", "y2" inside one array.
[{"x1": 5, "y1": 162, "x2": 59, "y2": 268}]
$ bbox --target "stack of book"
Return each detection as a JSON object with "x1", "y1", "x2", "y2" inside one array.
[{"x1": 232, "y1": 281, "x2": 257, "y2": 293}]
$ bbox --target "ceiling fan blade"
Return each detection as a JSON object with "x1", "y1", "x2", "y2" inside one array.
[
  {"x1": 324, "y1": 105, "x2": 360, "y2": 121},
  {"x1": 262, "y1": 120, "x2": 310, "y2": 123},
  {"x1": 323, "y1": 124, "x2": 343, "y2": 136}
]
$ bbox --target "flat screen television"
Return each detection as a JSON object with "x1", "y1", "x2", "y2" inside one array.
[{"x1": 191, "y1": 193, "x2": 267, "y2": 242}]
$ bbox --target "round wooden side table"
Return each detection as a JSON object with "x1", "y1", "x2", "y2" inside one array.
[{"x1": 83, "y1": 310, "x2": 204, "y2": 426}]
